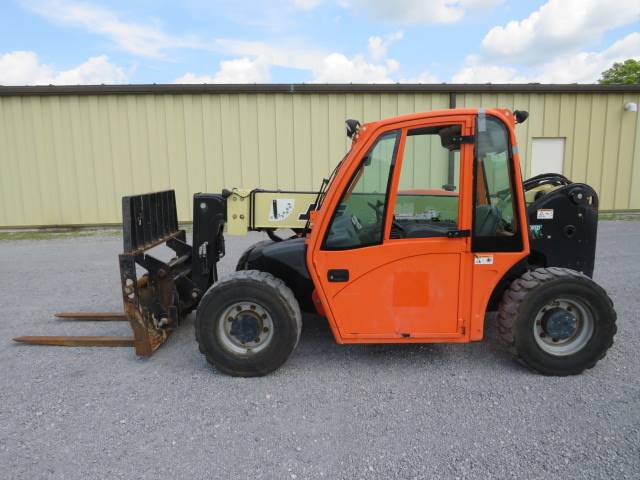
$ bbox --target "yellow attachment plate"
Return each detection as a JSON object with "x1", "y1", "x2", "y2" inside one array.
[
  {"x1": 225, "y1": 189, "x2": 318, "y2": 235},
  {"x1": 226, "y1": 189, "x2": 252, "y2": 235}
]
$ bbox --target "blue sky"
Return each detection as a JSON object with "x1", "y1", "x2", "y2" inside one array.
[{"x1": 0, "y1": 0, "x2": 639, "y2": 85}]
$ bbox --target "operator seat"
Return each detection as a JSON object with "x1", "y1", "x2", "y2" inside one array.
[{"x1": 474, "y1": 205, "x2": 501, "y2": 236}]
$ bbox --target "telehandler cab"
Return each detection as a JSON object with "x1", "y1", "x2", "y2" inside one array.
[{"x1": 15, "y1": 108, "x2": 616, "y2": 377}]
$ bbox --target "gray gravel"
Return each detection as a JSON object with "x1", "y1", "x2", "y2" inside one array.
[{"x1": 1, "y1": 221, "x2": 639, "y2": 480}]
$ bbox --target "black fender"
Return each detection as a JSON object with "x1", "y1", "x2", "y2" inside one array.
[
  {"x1": 487, "y1": 180, "x2": 598, "y2": 311},
  {"x1": 526, "y1": 182, "x2": 598, "y2": 277},
  {"x1": 237, "y1": 237, "x2": 315, "y2": 313}
]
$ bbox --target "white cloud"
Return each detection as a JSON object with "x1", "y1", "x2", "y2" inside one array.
[
  {"x1": 368, "y1": 31, "x2": 404, "y2": 60},
  {"x1": 338, "y1": 0, "x2": 504, "y2": 24},
  {"x1": 0, "y1": 51, "x2": 126, "y2": 85},
  {"x1": 214, "y1": 39, "x2": 325, "y2": 71},
  {"x1": 481, "y1": 0, "x2": 640, "y2": 64},
  {"x1": 175, "y1": 57, "x2": 270, "y2": 84},
  {"x1": 453, "y1": 0, "x2": 640, "y2": 83},
  {"x1": 452, "y1": 32, "x2": 640, "y2": 83},
  {"x1": 21, "y1": 0, "x2": 331, "y2": 73},
  {"x1": 52, "y1": 55, "x2": 128, "y2": 84},
  {"x1": 20, "y1": 0, "x2": 204, "y2": 59},
  {"x1": 292, "y1": 0, "x2": 325, "y2": 10},
  {"x1": 451, "y1": 53, "x2": 527, "y2": 83},
  {"x1": 452, "y1": 63, "x2": 524, "y2": 83},
  {"x1": 399, "y1": 71, "x2": 440, "y2": 83},
  {"x1": 534, "y1": 32, "x2": 640, "y2": 83},
  {"x1": 312, "y1": 54, "x2": 399, "y2": 83},
  {"x1": 0, "y1": 51, "x2": 52, "y2": 85}
]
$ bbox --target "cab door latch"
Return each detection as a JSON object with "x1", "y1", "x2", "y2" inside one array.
[
  {"x1": 447, "y1": 229, "x2": 471, "y2": 239},
  {"x1": 328, "y1": 269, "x2": 349, "y2": 282}
]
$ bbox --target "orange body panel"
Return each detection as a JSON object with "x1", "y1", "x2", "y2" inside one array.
[{"x1": 306, "y1": 108, "x2": 529, "y2": 344}]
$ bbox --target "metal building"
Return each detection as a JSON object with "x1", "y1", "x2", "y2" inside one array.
[{"x1": 0, "y1": 83, "x2": 639, "y2": 228}]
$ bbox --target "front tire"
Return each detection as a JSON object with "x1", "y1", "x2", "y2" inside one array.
[
  {"x1": 196, "y1": 270, "x2": 301, "y2": 377},
  {"x1": 498, "y1": 267, "x2": 616, "y2": 376}
]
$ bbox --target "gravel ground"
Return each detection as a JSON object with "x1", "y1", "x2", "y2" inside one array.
[{"x1": 1, "y1": 221, "x2": 639, "y2": 480}]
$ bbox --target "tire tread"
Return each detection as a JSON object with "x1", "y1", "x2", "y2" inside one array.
[
  {"x1": 196, "y1": 270, "x2": 301, "y2": 376},
  {"x1": 497, "y1": 267, "x2": 616, "y2": 375}
]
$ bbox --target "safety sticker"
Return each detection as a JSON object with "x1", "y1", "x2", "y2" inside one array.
[
  {"x1": 269, "y1": 199, "x2": 294, "y2": 221},
  {"x1": 529, "y1": 224, "x2": 544, "y2": 239},
  {"x1": 536, "y1": 208, "x2": 554, "y2": 220},
  {"x1": 474, "y1": 255, "x2": 494, "y2": 265}
]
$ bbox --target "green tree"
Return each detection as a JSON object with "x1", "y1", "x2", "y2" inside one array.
[{"x1": 599, "y1": 59, "x2": 640, "y2": 85}]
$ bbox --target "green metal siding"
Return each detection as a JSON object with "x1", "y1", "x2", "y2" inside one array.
[{"x1": 0, "y1": 89, "x2": 638, "y2": 227}]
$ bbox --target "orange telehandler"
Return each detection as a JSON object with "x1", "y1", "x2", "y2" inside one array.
[{"x1": 15, "y1": 108, "x2": 616, "y2": 377}]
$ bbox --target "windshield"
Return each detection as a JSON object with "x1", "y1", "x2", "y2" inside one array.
[
  {"x1": 315, "y1": 152, "x2": 350, "y2": 210},
  {"x1": 303, "y1": 152, "x2": 349, "y2": 234}
]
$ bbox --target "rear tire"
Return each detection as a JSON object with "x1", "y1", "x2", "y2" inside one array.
[
  {"x1": 498, "y1": 267, "x2": 616, "y2": 376},
  {"x1": 196, "y1": 270, "x2": 301, "y2": 377}
]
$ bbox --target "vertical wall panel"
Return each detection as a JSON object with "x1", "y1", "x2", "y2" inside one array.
[
  {"x1": 52, "y1": 96, "x2": 83, "y2": 223},
  {"x1": 292, "y1": 94, "x2": 312, "y2": 190},
  {"x1": 0, "y1": 99, "x2": 26, "y2": 225},
  {"x1": 571, "y1": 95, "x2": 592, "y2": 182},
  {"x1": 310, "y1": 94, "x2": 329, "y2": 190},
  {"x1": 542, "y1": 94, "x2": 561, "y2": 137},
  {"x1": 202, "y1": 94, "x2": 224, "y2": 193},
  {"x1": 183, "y1": 95, "x2": 207, "y2": 198},
  {"x1": 238, "y1": 94, "x2": 260, "y2": 188},
  {"x1": 599, "y1": 95, "x2": 624, "y2": 209},
  {"x1": 219, "y1": 94, "x2": 242, "y2": 191},
  {"x1": 274, "y1": 94, "x2": 295, "y2": 190},
  {"x1": 1, "y1": 89, "x2": 639, "y2": 227},
  {"x1": 629, "y1": 94, "x2": 640, "y2": 209},
  {"x1": 31, "y1": 97, "x2": 62, "y2": 223},
  {"x1": 256, "y1": 94, "x2": 277, "y2": 190},
  {"x1": 163, "y1": 95, "x2": 190, "y2": 219},
  {"x1": 615, "y1": 94, "x2": 639, "y2": 209},
  {"x1": 327, "y1": 93, "x2": 348, "y2": 171},
  {"x1": 557, "y1": 94, "x2": 576, "y2": 179},
  {"x1": 512, "y1": 93, "x2": 530, "y2": 175},
  {"x1": 586, "y1": 94, "x2": 608, "y2": 199},
  {"x1": 16, "y1": 98, "x2": 40, "y2": 224}
]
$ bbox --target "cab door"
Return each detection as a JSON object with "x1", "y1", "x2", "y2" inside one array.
[{"x1": 311, "y1": 116, "x2": 474, "y2": 342}]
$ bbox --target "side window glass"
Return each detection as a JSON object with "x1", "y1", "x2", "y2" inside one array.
[
  {"x1": 473, "y1": 116, "x2": 521, "y2": 250},
  {"x1": 323, "y1": 131, "x2": 399, "y2": 249},
  {"x1": 391, "y1": 124, "x2": 461, "y2": 238}
]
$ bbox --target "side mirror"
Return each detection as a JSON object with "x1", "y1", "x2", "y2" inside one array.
[
  {"x1": 514, "y1": 110, "x2": 529, "y2": 124},
  {"x1": 345, "y1": 119, "x2": 361, "y2": 138}
]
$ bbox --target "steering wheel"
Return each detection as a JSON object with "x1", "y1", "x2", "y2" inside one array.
[
  {"x1": 491, "y1": 186, "x2": 513, "y2": 201},
  {"x1": 367, "y1": 199, "x2": 406, "y2": 237}
]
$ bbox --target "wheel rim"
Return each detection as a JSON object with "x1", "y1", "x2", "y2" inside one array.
[
  {"x1": 533, "y1": 297, "x2": 594, "y2": 356},
  {"x1": 218, "y1": 301, "x2": 274, "y2": 355}
]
